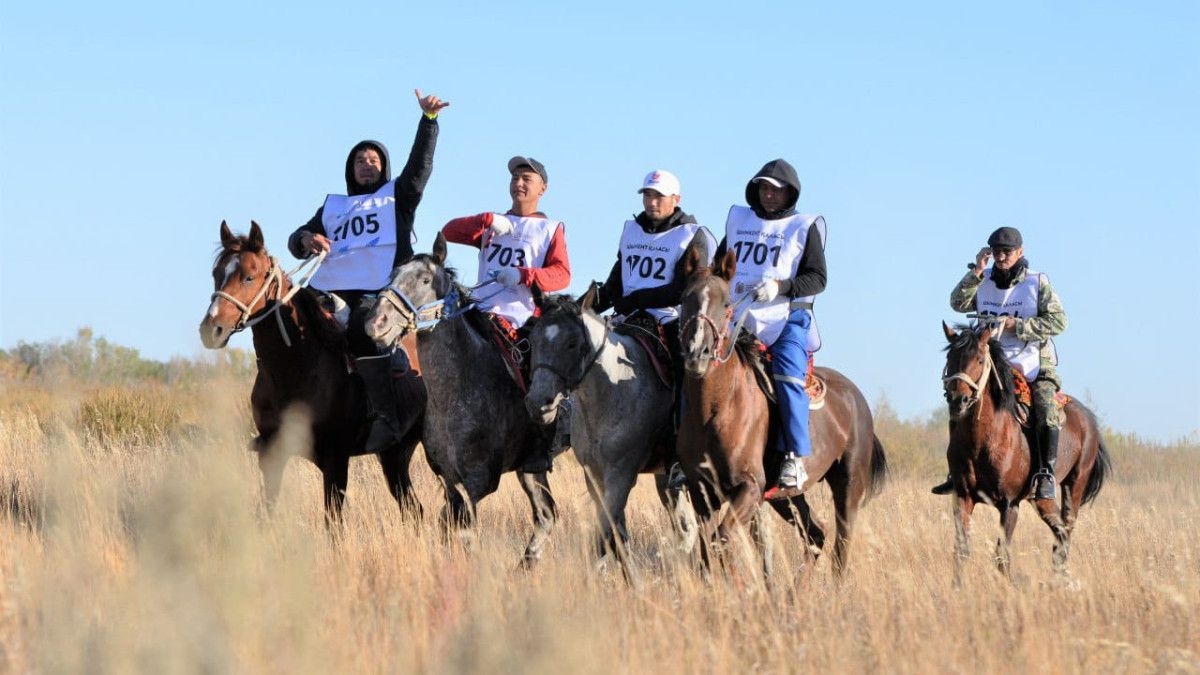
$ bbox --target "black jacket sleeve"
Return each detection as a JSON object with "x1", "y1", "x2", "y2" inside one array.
[
  {"x1": 391, "y1": 115, "x2": 440, "y2": 265},
  {"x1": 778, "y1": 223, "x2": 827, "y2": 298},
  {"x1": 591, "y1": 257, "x2": 623, "y2": 314},
  {"x1": 287, "y1": 207, "x2": 326, "y2": 259}
]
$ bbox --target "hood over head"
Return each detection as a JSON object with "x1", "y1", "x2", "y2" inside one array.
[
  {"x1": 745, "y1": 158, "x2": 801, "y2": 219},
  {"x1": 344, "y1": 140, "x2": 391, "y2": 195}
]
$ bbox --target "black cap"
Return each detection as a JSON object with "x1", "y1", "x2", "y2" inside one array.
[
  {"x1": 987, "y1": 226, "x2": 1023, "y2": 249},
  {"x1": 507, "y1": 156, "x2": 548, "y2": 185}
]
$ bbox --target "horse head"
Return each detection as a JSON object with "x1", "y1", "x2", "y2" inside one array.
[
  {"x1": 679, "y1": 232, "x2": 736, "y2": 378},
  {"x1": 942, "y1": 322, "x2": 1004, "y2": 419},
  {"x1": 200, "y1": 221, "x2": 282, "y2": 349},
  {"x1": 524, "y1": 287, "x2": 601, "y2": 425},
  {"x1": 366, "y1": 232, "x2": 453, "y2": 349}
]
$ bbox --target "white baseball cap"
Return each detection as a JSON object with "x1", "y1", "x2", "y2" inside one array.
[{"x1": 637, "y1": 169, "x2": 681, "y2": 197}]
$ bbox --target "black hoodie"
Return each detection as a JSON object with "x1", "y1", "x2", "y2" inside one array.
[
  {"x1": 593, "y1": 208, "x2": 701, "y2": 316},
  {"x1": 287, "y1": 116, "x2": 439, "y2": 283},
  {"x1": 714, "y1": 158, "x2": 827, "y2": 299}
]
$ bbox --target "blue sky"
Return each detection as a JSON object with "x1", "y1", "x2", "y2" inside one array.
[{"x1": 2, "y1": 1, "x2": 1196, "y2": 439}]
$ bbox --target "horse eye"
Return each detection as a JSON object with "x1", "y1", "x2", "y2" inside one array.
[{"x1": 243, "y1": 275, "x2": 255, "y2": 283}]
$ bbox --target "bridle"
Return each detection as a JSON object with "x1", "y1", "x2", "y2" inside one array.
[
  {"x1": 679, "y1": 290, "x2": 754, "y2": 366},
  {"x1": 209, "y1": 252, "x2": 324, "y2": 348},
  {"x1": 942, "y1": 338, "x2": 1001, "y2": 418},
  {"x1": 530, "y1": 311, "x2": 610, "y2": 392},
  {"x1": 374, "y1": 273, "x2": 495, "y2": 336}
]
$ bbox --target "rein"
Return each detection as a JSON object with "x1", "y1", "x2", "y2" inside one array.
[
  {"x1": 531, "y1": 312, "x2": 611, "y2": 392},
  {"x1": 210, "y1": 252, "x2": 325, "y2": 348},
  {"x1": 376, "y1": 279, "x2": 495, "y2": 335},
  {"x1": 680, "y1": 291, "x2": 754, "y2": 366}
]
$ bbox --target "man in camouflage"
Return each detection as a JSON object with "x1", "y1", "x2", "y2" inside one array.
[{"x1": 932, "y1": 226, "x2": 1069, "y2": 501}]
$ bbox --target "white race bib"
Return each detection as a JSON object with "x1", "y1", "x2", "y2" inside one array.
[
  {"x1": 976, "y1": 270, "x2": 1052, "y2": 381},
  {"x1": 724, "y1": 205, "x2": 826, "y2": 348},
  {"x1": 476, "y1": 215, "x2": 559, "y2": 327},
  {"x1": 310, "y1": 180, "x2": 398, "y2": 291},
  {"x1": 618, "y1": 220, "x2": 714, "y2": 323}
]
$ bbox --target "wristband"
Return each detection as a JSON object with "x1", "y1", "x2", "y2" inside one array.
[{"x1": 423, "y1": 111, "x2": 438, "y2": 120}]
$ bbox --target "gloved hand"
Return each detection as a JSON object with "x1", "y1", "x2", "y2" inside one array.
[
  {"x1": 489, "y1": 213, "x2": 514, "y2": 237},
  {"x1": 495, "y1": 268, "x2": 522, "y2": 287},
  {"x1": 753, "y1": 280, "x2": 780, "y2": 302}
]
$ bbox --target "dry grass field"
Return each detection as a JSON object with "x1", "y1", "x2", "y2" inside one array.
[{"x1": 0, "y1": 336, "x2": 1196, "y2": 674}]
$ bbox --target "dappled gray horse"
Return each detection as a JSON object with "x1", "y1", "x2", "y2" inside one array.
[
  {"x1": 365, "y1": 234, "x2": 556, "y2": 565},
  {"x1": 525, "y1": 289, "x2": 697, "y2": 564}
]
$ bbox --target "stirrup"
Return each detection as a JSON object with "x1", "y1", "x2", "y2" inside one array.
[{"x1": 1033, "y1": 469, "x2": 1057, "y2": 501}]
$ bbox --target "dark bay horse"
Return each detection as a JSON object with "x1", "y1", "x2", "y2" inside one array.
[
  {"x1": 677, "y1": 236, "x2": 887, "y2": 576},
  {"x1": 364, "y1": 233, "x2": 557, "y2": 566},
  {"x1": 941, "y1": 323, "x2": 1110, "y2": 581},
  {"x1": 523, "y1": 291, "x2": 697, "y2": 565},
  {"x1": 199, "y1": 221, "x2": 425, "y2": 521}
]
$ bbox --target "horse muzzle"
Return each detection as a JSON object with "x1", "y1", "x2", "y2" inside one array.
[
  {"x1": 524, "y1": 390, "x2": 562, "y2": 426},
  {"x1": 199, "y1": 318, "x2": 233, "y2": 349},
  {"x1": 683, "y1": 355, "x2": 712, "y2": 378}
]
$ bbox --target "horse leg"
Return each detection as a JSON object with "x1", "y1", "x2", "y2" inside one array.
[
  {"x1": 256, "y1": 438, "x2": 286, "y2": 516},
  {"x1": 771, "y1": 494, "x2": 826, "y2": 567},
  {"x1": 517, "y1": 471, "x2": 557, "y2": 568},
  {"x1": 375, "y1": 428, "x2": 423, "y2": 520},
  {"x1": 994, "y1": 501, "x2": 1019, "y2": 580},
  {"x1": 716, "y1": 480, "x2": 766, "y2": 580},
  {"x1": 687, "y1": 481, "x2": 721, "y2": 573},
  {"x1": 953, "y1": 492, "x2": 976, "y2": 587},
  {"x1": 1033, "y1": 496, "x2": 1071, "y2": 576},
  {"x1": 655, "y1": 473, "x2": 698, "y2": 555},
  {"x1": 596, "y1": 468, "x2": 638, "y2": 567},
  {"x1": 751, "y1": 501, "x2": 776, "y2": 582},
  {"x1": 827, "y1": 461, "x2": 866, "y2": 579},
  {"x1": 319, "y1": 455, "x2": 350, "y2": 528}
]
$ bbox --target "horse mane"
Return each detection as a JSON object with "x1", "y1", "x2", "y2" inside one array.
[
  {"x1": 539, "y1": 294, "x2": 582, "y2": 318},
  {"x1": 292, "y1": 287, "x2": 350, "y2": 352},
  {"x1": 945, "y1": 324, "x2": 1016, "y2": 412}
]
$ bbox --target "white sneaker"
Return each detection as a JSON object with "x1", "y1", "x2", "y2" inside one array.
[{"x1": 779, "y1": 455, "x2": 808, "y2": 490}]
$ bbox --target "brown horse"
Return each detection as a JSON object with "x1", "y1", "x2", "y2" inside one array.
[
  {"x1": 199, "y1": 221, "x2": 425, "y2": 522},
  {"x1": 941, "y1": 323, "x2": 1110, "y2": 581},
  {"x1": 676, "y1": 236, "x2": 887, "y2": 576}
]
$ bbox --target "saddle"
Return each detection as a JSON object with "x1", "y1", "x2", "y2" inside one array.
[
  {"x1": 464, "y1": 309, "x2": 530, "y2": 394},
  {"x1": 613, "y1": 313, "x2": 672, "y2": 388},
  {"x1": 736, "y1": 331, "x2": 827, "y2": 410},
  {"x1": 1009, "y1": 366, "x2": 1071, "y2": 427}
]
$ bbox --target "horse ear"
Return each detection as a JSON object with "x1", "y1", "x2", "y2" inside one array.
[
  {"x1": 219, "y1": 220, "x2": 236, "y2": 249},
  {"x1": 580, "y1": 283, "x2": 599, "y2": 312},
  {"x1": 683, "y1": 231, "x2": 708, "y2": 279},
  {"x1": 432, "y1": 232, "x2": 447, "y2": 266},
  {"x1": 248, "y1": 221, "x2": 264, "y2": 249},
  {"x1": 713, "y1": 249, "x2": 737, "y2": 281},
  {"x1": 942, "y1": 321, "x2": 957, "y2": 343}
]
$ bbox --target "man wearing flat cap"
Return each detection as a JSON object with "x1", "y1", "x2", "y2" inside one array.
[
  {"x1": 932, "y1": 227, "x2": 1069, "y2": 502},
  {"x1": 441, "y1": 156, "x2": 571, "y2": 472}
]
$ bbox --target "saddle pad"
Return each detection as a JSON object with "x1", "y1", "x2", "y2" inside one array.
[{"x1": 614, "y1": 320, "x2": 671, "y2": 388}]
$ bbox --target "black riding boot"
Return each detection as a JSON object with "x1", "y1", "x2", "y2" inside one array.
[
  {"x1": 356, "y1": 355, "x2": 402, "y2": 454},
  {"x1": 930, "y1": 475, "x2": 953, "y2": 495},
  {"x1": 1034, "y1": 425, "x2": 1060, "y2": 501}
]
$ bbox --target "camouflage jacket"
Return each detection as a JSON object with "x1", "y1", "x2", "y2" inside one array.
[{"x1": 950, "y1": 267, "x2": 1067, "y2": 368}]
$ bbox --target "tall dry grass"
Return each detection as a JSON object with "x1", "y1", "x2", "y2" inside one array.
[{"x1": 0, "y1": 343, "x2": 1196, "y2": 674}]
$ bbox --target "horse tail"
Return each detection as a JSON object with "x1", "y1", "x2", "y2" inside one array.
[
  {"x1": 864, "y1": 434, "x2": 888, "y2": 502},
  {"x1": 1081, "y1": 433, "x2": 1111, "y2": 507}
]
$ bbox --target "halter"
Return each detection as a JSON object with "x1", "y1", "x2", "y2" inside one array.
[
  {"x1": 942, "y1": 338, "x2": 1003, "y2": 418},
  {"x1": 530, "y1": 311, "x2": 610, "y2": 392},
  {"x1": 209, "y1": 252, "x2": 325, "y2": 348}
]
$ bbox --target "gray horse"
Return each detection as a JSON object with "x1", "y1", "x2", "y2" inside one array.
[
  {"x1": 524, "y1": 289, "x2": 697, "y2": 565},
  {"x1": 364, "y1": 234, "x2": 557, "y2": 565}
]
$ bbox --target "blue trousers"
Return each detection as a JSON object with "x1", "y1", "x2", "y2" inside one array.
[{"x1": 769, "y1": 308, "x2": 812, "y2": 458}]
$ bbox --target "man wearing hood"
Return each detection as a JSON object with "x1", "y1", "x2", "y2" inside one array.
[
  {"x1": 718, "y1": 159, "x2": 827, "y2": 493},
  {"x1": 932, "y1": 227, "x2": 1068, "y2": 502},
  {"x1": 288, "y1": 89, "x2": 449, "y2": 454}
]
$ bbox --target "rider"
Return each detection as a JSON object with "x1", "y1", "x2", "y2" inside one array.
[
  {"x1": 441, "y1": 156, "x2": 572, "y2": 471},
  {"x1": 717, "y1": 159, "x2": 827, "y2": 492},
  {"x1": 288, "y1": 89, "x2": 449, "y2": 454},
  {"x1": 931, "y1": 227, "x2": 1068, "y2": 501},
  {"x1": 591, "y1": 170, "x2": 715, "y2": 478}
]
